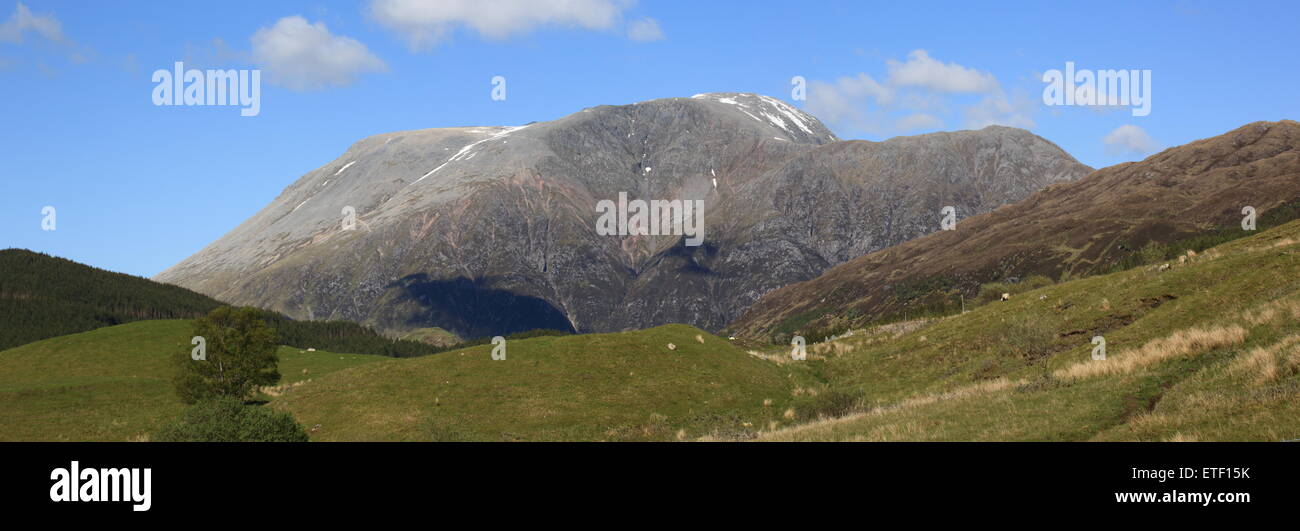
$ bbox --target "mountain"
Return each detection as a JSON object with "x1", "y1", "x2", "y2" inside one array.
[
  {"x1": 155, "y1": 93, "x2": 1090, "y2": 338},
  {"x1": 729, "y1": 120, "x2": 1300, "y2": 340}
]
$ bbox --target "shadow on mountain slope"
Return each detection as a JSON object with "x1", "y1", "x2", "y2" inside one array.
[{"x1": 386, "y1": 274, "x2": 575, "y2": 339}]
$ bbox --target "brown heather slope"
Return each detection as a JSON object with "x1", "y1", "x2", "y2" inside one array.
[{"x1": 729, "y1": 120, "x2": 1300, "y2": 340}]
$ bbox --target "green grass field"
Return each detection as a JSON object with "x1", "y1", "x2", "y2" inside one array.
[
  {"x1": 0, "y1": 320, "x2": 387, "y2": 441},
  {"x1": 4, "y1": 220, "x2": 1299, "y2": 442},
  {"x1": 270, "y1": 325, "x2": 795, "y2": 441},
  {"x1": 0, "y1": 321, "x2": 797, "y2": 441}
]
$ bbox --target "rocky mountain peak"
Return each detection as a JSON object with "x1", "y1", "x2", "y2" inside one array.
[{"x1": 156, "y1": 93, "x2": 1090, "y2": 338}]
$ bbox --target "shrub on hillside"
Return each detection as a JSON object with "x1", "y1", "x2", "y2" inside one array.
[
  {"x1": 998, "y1": 313, "x2": 1058, "y2": 363},
  {"x1": 1135, "y1": 242, "x2": 1169, "y2": 265},
  {"x1": 157, "y1": 397, "x2": 308, "y2": 442},
  {"x1": 794, "y1": 388, "x2": 862, "y2": 421}
]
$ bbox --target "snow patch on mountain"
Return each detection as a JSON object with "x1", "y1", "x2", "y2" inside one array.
[
  {"x1": 413, "y1": 125, "x2": 530, "y2": 185},
  {"x1": 692, "y1": 92, "x2": 823, "y2": 139}
]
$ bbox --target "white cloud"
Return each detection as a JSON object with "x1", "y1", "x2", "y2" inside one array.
[
  {"x1": 1102, "y1": 124, "x2": 1159, "y2": 156},
  {"x1": 886, "y1": 50, "x2": 999, "y2": 93},
  {"x1": 964, "y1": 90, "x2": 1036, "y2": 130},
  {"x1": 805, "y1": 49, "x2": 1034, "y2": 137},
  {"x1": 370, "y1": 0, "x2": 631, "y2": 50},
  {"x1": 832, "y1": 73, "x2": 894, "y2": 106},
  {"x1": 804, "y1": 74, "x2": 894, "y2": 134},
  {"x1": 251, "y1": 16, "x2": 387, "y2": 91},
  {"x1": 626, "y1": 17, "x2": 663, "y2": 42},
  {"x1": 0, "y1": 3, "x2": 95, "y2": 66},
  {"x1": 0, "y1": 2, "x2": 66, "y2": 44}
]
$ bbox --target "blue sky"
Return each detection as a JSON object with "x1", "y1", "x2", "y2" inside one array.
[{"x1": 2, "y1": 0, "x2": 1297, "y2": 277}]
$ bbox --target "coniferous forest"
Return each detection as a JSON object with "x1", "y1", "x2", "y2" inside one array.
[{"x1": 0, "y1": 249, "x2": 448, "y2": 357}]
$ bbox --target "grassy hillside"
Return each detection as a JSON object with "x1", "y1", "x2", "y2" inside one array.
[
  {"x1": 756, "y1": 218, "x2": 1300, "y2": 441},
  {"x1": 5, "y1": 220, "x2": 1298, "y2": 442},
  {"x1": 0, "y1": 321, "x2": 796, "y2": 441},
  {"x1": 400, "y1": 327, "x2": 462, "y2": 347},
  {"x1": 270, "y1": 325, "x2": 795, "y2": 441},
  {"x1": 0, "y1": 320, "x2": 387, "y2": 441}
]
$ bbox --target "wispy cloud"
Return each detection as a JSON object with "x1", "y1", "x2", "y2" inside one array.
[
  {"x1": 0, "y1": 2, "x2": 66, "y2": 44},
  {"x1": 805, "y1": 74, "x2": 893, "y2": 135},
  {"x1": 626, "y1": 17, "x2": 663, "y2": 42},
  {"x1": 805, "y1": 49, "x2": 1036, "y2": 137},
  {"x1": 0, "y1": 2, "x2": 94, "y2": 67},
  {"x1": 1102, "y1": 124, "x2": 1159, "y2": 157},
  {"x1": 886, "y1": 50, "x2": 998, "y2": 93},
  {"x1": 369, "y1": 0, "x2": 636, "y2": 50},
  {"x1": 963, "y1": 90, "x2": 1037, "y2": 130},
  {"x1": 251, "y1": 16, "x2": 387, "y2": 91}
]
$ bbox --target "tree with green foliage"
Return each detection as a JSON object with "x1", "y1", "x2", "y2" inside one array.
[
  {"x1": 174, "y1": 306, "x2": 281, "y2": 404},
  {"x1": 157, "y1": 397, "x2": 308, "y2": 442}
]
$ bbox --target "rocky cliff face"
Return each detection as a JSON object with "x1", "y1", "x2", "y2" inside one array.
[{"x1": 155, "y1": 93, "x2": 1090, "y2": 337}]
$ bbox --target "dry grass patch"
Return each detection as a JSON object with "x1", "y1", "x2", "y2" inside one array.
[
  {"x1": 1226, "y1": 334, "x2": 1300, "y2": 386},
  {"x1": 762, "y1": 377, "x2": 1024, "y2": 440},
  {"x1": 1242, "y1": 296, "x2": 1300, "y2": 326},
  {"x1": 259, "y1": 380, "x2": 310, "y2": 397},
  {"x1": 1054, "y1": 324, "x2": 1247, "y2": 381},
  {"x1": 845, "y1": 420, "x2": 931, "y2": 442},
  {"x1": 812, "y1": 341, "x2": 856, "y2": 356}
]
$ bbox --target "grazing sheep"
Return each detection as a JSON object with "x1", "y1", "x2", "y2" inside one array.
[
  {"x1": 1000, "y1": 292, "x2": 1011, "y2": 301},
  {"x1": 666, "y1": 343, "x2": 676, "y2": 350}
]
